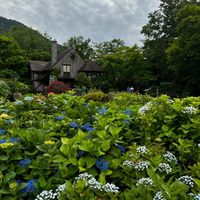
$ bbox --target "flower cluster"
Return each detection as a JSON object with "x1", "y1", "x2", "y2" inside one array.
[
  {"x1": 158, "y1": 163, "x2": 172, "y2": 174},
  {"x1": 15, "y1": 100, "x2": 23, "y2": 105},
  {"x1": 116, "y1": 144, "x2": 126, "y2": 153},
  {"x1": 123, "y1": 160, "x2": 134, "y2": 168},
  {"x1": 96, "y1": 158, "x2": 109, "y2": 170},
  {"x1": 82, "y1": 122, "x2": 94, "y2": 132},
  {"x1": 22, "y1": 179, "x2": 35, "y2": 193},
  {"x1": 194, "y1": 194, "x2": 200, "y2": 200},
  {"x1": 76, "y1": 150, "x2": 85, "y2": 159},
  {"x1": 136, "y1": 146, "x2": 149, "y2": 155},
  {"x1": 124, "y1": 109, "x2": 133, "y2": 116},
  {"x1": 0, "y1": 142, "x2": 14, "y2": 148},
  {"x1": 0, "y1": 129, "x2": 6, "y2": 135},
  {"x1": 35, "y1": 190, "x2": 57, "y2": 200},
  {"x1": 0, "y1": 113, "x2": 10, "y2": 119},
  {"x1": 98, "y1": 107, "x2": 107, "y2": 115},
  {"x1": 136, "y1": 177, "x2": 154, "y2": 187},
  {"x1": 19, "y1": 159, "x2": 32, "y2": 167},
  {"x1": 24, "y1": 96, "x2": 34, "y2": 101},
  {"x1": 153, "y1": 191, "x2": 166, "y2": 200},
  {"x1": 75, "y1": 173, "x2": 119, "y2": 193},
  {"x1": 178, "y1": 175, "x2": 194, "y2": 188},
  {"x1": 182, "y1": 106, "x2": 198, "y2": 114},
  {"x1": 75, "y1": 173, "x2": 93, "y2": 181},
  {"x1": 10, "y1": 137, "x2": 20, "y2": 143},
  {"x1": 138, "y1": 102, "x2": 152, "y2": 115},
  {"x1": 54, "y1": 116, "x2": 64, "y2": 121},
  {"x1": 163, "y1": 151, "x2": 177, "y2": 163},
  {"x1": 35, "y1": 183, "x2": 66, "y2": 200},
  {"x1": 134, "y1": 161, "x2": 149, "y2": 171},
  {"x1": 104, "y1": 183, "x2": 119, "y2": 193},
  {"x1": 69, "y1": 122, "x2": 78, "y2": 128}
]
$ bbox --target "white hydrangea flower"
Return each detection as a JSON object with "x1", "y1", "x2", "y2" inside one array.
[
  {"x1": 55, "y1": 183, "x2": 66, "y2": 197},
  {"x1": 178, "y1": 175, "x2": 194, "y2": 188},
  {"x1": 75, "y1": 173, "x2": 93, "y2": 181},
  {"x1": 138, "y1": 102, "x2": 152, "y2": 115},
  {"x1": 153, "y1": 191, "x2": 166, "y2": 200},
  {"x1": 194, "y1": 194, "x2": 200, "y2": 200},
  {"x1": 198, "y1": 143, "x2": 200, "y2": 148},
  {"x1": 86, "y1": 177, "x2": 103, "y2": 191},
  {"x1": 103, "y1": 183, "x2": 119, "y2": 193},
  {"x1": 158, "y1": 163, "x2": 172, "y2": 174},
  {"x1": 182, "y1": 106, "x2": 198, "y2": 114},
  {"x1": 168, "y1": 99, "x2": 174, "y2": 104},
  {"x1": 123, "y1": 160, "x2": 134, "y2": 168},
  {"x1": 136, "y1": 177, "x2": 154, "y2": 187},
  {"x1": 134, "y1": 161, "x2": 149, "y2": 171},
  {"x1": 35, "y1": 190, "x2": 57, "y2": 200},
  {"x1": 137, "y1": 146, "x2": 149, "y2": 155},
  {"x1": 163, "y1": 151, "x2": 177, "y2": 163}
]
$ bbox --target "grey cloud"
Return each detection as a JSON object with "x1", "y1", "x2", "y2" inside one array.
[{"x1": 0, "y1": 0, "x2": 159, "y2": 45}]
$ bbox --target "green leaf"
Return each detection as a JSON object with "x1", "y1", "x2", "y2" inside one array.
[
  {"x1": 84, "y1": 157, "x2": 96, "y2": 168},
  {"x1": 39, "y1": 176, "x2": 46, "y2": 187},
  {"x1": 109, "y1": 126, "x2": 122, "y2": 137},
  {"x1": 102, "y1": 140, "x2": 111, "y2": 152},
  {"x1": 0, "y1": 155, "x2": 8, "y2": 161},
  {"x1": 4, "y1": 171, "x2": 16, "y2": 182}
]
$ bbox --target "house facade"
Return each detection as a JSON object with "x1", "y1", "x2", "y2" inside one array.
[{"x1": 29, "y1": 41, "x2": 104, "y2": 92}]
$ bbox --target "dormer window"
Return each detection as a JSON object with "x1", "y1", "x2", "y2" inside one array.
[{"x1": 62, "y1": 64, "x2": 70, "y2": 78}]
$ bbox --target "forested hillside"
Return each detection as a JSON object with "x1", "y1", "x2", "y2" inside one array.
[{"x1": 0, "y1": 16, "x2": 64, "y2": 61}]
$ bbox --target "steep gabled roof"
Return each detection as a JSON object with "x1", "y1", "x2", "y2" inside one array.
[
  {"x1": 79, "y1": 60, "x2": 104, "y2": 72},
  {"x1": 29, "y1": 60, "x2": 50, "y2": 72}
]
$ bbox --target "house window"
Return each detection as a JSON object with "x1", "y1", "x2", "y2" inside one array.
[{"x1": 62, "y1": 64, "x2": 70, "y2": 78}]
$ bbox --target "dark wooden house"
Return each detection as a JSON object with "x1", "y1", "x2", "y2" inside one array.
[{"x1": 29, "y1": 41, "x2": 104, "y2": 92}]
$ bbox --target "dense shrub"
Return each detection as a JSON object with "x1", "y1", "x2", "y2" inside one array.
[
  {"x1": 83, "y1": 91, "x2": 111, "y2": 102},
  {"x1": 46, "y1": 81, "x2": 72, "y2": 94},
  {"x1": 0, "y1": 93, "x2": 199, "y2": 199}
]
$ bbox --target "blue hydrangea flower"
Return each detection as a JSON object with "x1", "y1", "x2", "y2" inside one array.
[
  {"x1": 116, "y1": 144, "x2": 126, "y2": 153},
  {"x1": 0, "y1": 129, "x2": 6, "y2": 135},
  {"x1": 10, "y1": 137, "x2": 20, "y2": 143},
  {"x1": 54, "y1": 116, "x2": 64, "y2": 121},
  {"x1": 84, "y1": 103, "x2": 90, "y2": 108},
  {"x1": 82, "y1": 123, "x2": 94, "y2": 132},
  {"x1": 96, "y1": 158, "x2": 109, "y2": 170},
  {"x1": 22, "y1": 179, "x2": 35, "y2": 193},
  {"x1": 124, "y1": 109, "x2": 133, "y2": 116},
  {"x1": 0, "y1": 139, "x2": 6, "y2": 144},
  {"x1": 123, "y1": 120, "x2": 130, "y2": 125},
  {"x1": 19, "y1": 159, "x2": 32, "y2": 167},
  {"x1": 24, "y1": 96, "x2": 34, "y2": 101},
  {"x1": 98, "y1": 107, "x2": 107, "y2": 115},
  {"x1": 17, "y1": 179, "x2": 23, "y2": 184},
  {"x1": 69, "y1": 122, "x2": 78, "y2": 128},
  {"x1": 76, "y1": 150, "x2": 85, "y2": 159}
]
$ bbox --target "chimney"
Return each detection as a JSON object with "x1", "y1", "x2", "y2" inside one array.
[{"x1": 51, "y1": 40, "x2": 57, "y2": 66}]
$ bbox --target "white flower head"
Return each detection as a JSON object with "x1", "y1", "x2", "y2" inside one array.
[
  {"x1": 136, "y1": 177, "x2": 154, "y2": 187},
  {"x1": 123, "y1": 160, "x2": 134, "y2": 168},
  {"x1": 163, "y1": 151, "x2": 177, "y2": 163},
  {"x1": 137, "y1": 146, "x2": 149, "y2": 155},
  {"x1": 35, "y1": 190, "x2": 57, "y2": 200},
  {"x1": 182, "y1": 106, "x2": 197, "y2": 114},
  {"x1": 158, "y1": 163, "x2": 172, "y2": 174},
  {"x1": 178, "y1": 175, "x2": 194, "y2": 188},
  {"x1": 138, "y1": 102, "x2": 152, "y2": 115},
  {"x1": 153, "y1": 191, "x2": 166, "y2": 200},
  {"x1": 134, "y1": 161, "x2": 149, "y2": 171},
  {"x1": 103, "y1": 183, "x2": 119, "y2": 193}
]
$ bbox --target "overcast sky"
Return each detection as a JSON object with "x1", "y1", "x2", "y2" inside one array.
[{"x1": 0, "y1": 0, "x2": 159, "y2": 46}]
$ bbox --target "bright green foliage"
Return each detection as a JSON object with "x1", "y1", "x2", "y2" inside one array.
[
  {"x1": 167, "y1": 4, "x2": 200, "y2": 96},
  {"x1": 0, "y1": 93, "x2": 199, "y2": 199}
]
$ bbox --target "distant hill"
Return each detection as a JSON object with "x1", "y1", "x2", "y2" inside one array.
[{"x1": 0, "y1": 16, "x2": 64, "y2": 61}]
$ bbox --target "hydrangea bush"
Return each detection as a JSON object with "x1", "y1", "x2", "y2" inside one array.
[{"x1": 0, "y1": 92, "x2": 199, "y2": 199}]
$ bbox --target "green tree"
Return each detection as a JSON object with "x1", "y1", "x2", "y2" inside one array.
[
  {"x1": 0, "y1": 35, "x2": 28, "y2": 78},
  {"x1": 99, "y1": 46, "x2": 153, "y2": 91},
  {"x1": 63, "y1": 36, "x2": 95, "y2": 60},
  {"x1": 167, "y1": 3, "x2": 200, "y2": 96},
  {"x1": 94, "y1": 38, "x2": 125, "y2": 59},
  {"x1": 141, "y1": 0, "x2": 189, "y2": 86}
]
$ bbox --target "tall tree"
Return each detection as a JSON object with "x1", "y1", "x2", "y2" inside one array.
[
  {"x1": 63, "y1": 36, "x2": 95, "y2": 60},
  {"x1": 141, "y1": 0, "x2": 189, "y2": 85},
  {"x1": 167, "y1": 3, "x2": 200, "y2": 96},
  {"x1": 99, "y1": 46, "x2": 153, "y2": 91},
  {"x1": 0, "y1": 35, "x2": 28, "y2": 79}
]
